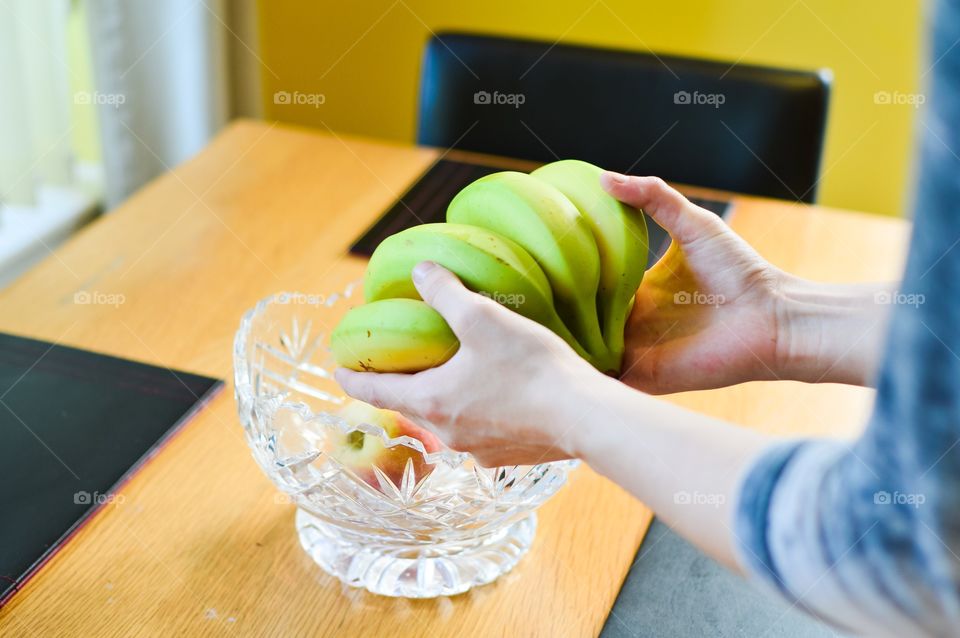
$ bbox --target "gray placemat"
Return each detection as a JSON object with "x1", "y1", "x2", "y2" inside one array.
[{"x1": 600, "y1": 519, "x2": 848, "y2": 638}]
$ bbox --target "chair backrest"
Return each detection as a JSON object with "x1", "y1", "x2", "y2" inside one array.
[{"x1": 418, "y1": 33, "x2": 831, "y2": 202}]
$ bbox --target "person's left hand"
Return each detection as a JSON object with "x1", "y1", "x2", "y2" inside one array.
[{"x1": 335, "y1": 261, "x2": 605, "y2": 467}]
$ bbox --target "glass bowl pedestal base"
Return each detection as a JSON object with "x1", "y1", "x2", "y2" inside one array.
[{"x1": 295, "y1": 509, "x2": 537, "y2": 598}]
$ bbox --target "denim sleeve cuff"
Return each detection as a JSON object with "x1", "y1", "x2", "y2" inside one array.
[
  {"x1": 733, "y1": 439, "x2": 807, "y2": 594},
  {"x1": 732, "y1": 439, "x2": 899, "y2": 635}
]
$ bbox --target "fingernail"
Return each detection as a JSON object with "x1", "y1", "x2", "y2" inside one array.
[
  {"x1": 604, "y1": 171, "x2": 628, "y2": 185},
  {"x1": 412, "y1": 261, "x2": 435, "y2": 283}
]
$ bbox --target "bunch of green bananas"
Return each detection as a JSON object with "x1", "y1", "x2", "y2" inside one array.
[{"x1": 331, "y1": 160, "x2": 648, "y2": 374}]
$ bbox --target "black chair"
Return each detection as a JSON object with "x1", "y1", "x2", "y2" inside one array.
[{"x1": 417, "y1": 33, "x2": 831, "y2": 202}]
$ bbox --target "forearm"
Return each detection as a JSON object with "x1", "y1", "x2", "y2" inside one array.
[
  {"x1": 773, "y1": 275, "x2": 897, "y2": 386},
  {"x1": 570, "y1": 374, "x2": 773, "y2": 572}
]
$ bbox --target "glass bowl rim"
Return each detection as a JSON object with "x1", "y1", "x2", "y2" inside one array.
[{"x1": 234, "y1": 289, "x2": 474, "y2": 467}]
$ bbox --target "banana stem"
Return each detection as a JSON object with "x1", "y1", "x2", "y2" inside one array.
[
  {"x1": 546, "y1": 315, "x2": 601, "y2": 369},
  {"x1": 552, "y1": 296, "x2": 614, "y2": 369},
  {"x1": 601, "y1": 294, "x2": 634, "y2": 374}
]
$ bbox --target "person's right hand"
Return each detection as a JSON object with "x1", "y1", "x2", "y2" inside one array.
[{"x1": 600, "y1": 173, "x2": 790, "y2": 394}]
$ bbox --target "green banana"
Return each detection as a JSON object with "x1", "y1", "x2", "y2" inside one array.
[
  {"x1": 446, "y1": 171, "x2": 613, "y2": 369},
  {"x1": 531, "y1": 160, "x2": 648, "y2": 371},
  {"x1": 363, "y1": 222, "x2": 595, "y2": 364},
  {"x1": 331, "y1": 298, "x2": 459, "y2": 372}
]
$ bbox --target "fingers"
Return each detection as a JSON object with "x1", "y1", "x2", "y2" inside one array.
[
  {"x1": 412, "y1": 261, "x2": 484, "y2": 336},
  {"x1": 334, "y1": 263, "x2": 486, "y2": 415},
  {"x1": 334, "y1": 368, "x2": 419, "y2": 413},
  {"x1": 600, "y1": 172, "x2": 721, "y2": 245}
]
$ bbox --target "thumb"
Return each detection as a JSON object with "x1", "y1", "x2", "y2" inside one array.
[
  {"x1": 600, "y1": 172, "x2": 721, "y2": 245},
  {"x1": 412, "y1": 261, "x2": 481, "y2": 336},
  {"x1": 334, "y1": 368, "x2": 417, "y2": 412}
]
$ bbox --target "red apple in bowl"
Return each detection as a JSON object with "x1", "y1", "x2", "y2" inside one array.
[{"x1": 331, "y1": 400, "x2": 443, "y2": 489}]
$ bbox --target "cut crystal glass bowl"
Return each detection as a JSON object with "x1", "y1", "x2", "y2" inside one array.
[{"x1": 232, "y1": 286, "x2": 577, "y2": 598}]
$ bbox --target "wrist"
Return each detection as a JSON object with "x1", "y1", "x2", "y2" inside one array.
[
  {"x1": 564, "y1": 372, "x2": 633, "y2": 464},
  {"x1": 772, "y1": 276, "x2": 891, "y2": 385},
  {"x1": 771, "y1": 274, "x2": 816, "y2": 382}
]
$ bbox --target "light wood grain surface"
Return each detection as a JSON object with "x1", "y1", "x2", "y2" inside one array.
[{"x1": 0, "y1": 120, "x2": 910, "y2": 637}]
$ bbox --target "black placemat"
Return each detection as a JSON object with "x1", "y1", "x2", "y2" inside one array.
[
  {"x1": 350, "y1": 157, "x2": 732, "y2": 267},
  {"x1": 0, "y1": 332, "x2": 222, "y2": 606}
]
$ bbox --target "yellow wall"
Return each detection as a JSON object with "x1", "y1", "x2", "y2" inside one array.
[
  {"x1": 68, "y1": 0, "x2": 100, "y2": 164},
  {"x1": 257, "y1": 1, "x2": 922, "y2": 216}
]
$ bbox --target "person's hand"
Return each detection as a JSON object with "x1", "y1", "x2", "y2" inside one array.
[
  {"x1": 335, "y1": 261, "x2": 605, "y2": 467},
  {"x1": 601, "y1": 173, "x2": 788, "y2": 394}
]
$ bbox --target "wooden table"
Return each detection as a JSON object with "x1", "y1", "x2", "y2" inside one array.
[{"x1": 0, "y1": 121, "x2": 910, "y2": 636}]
